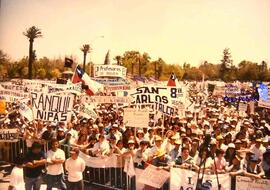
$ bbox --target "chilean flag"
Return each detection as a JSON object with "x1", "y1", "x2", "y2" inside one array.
[
  {"x1": 72, "y1": 65, "x2": 103, "y2": 96},
  {"x1": 167, "y1": 73, "x2": 177, "y2": 86}
]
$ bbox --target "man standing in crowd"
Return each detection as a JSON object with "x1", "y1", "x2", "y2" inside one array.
[
  {"x1": 24, "y1": 142, "x2": 47, "y2": 190},
  {"x1": 46, "y1": 139, "x2": 67, "y2": 190},
  {"x1": 65, "y1": 147, "x2": 86, "y2": 190}
]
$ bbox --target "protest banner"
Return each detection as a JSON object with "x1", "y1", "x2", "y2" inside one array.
[
  {"x1": 81, "y1": 96, "x2": 132, "y2": 104},
  {"x1": 235, "y1": 176, "x2": 270, "y2": 190},
  {"x1": 123, "y1": 108, "x2": 149, "y2": 128},
  {"x1": 94, "y1": 65, "x2": 127, "y2": 78},
  {"x1": 170, "y1": 168, "x2": 231, "y2": 190},
  {"x1": 0, "y1": 89, "x2": 30, "y2": 102},
  {"x1": 79, "y1": 103, "x2": 98, "y2": 120},
  {"x1": 92, "y1": 77, "x2": 129, "y2": 85},
  {"x1": 238, "y1": 102, "x2": 248, "y2": 112},
  {"x1": 19, "y1": 102, "x2": 34, "y2": 122},
  {"x1": 137, "y1": 164, "x2": 170, "y2": 189},
  {"x1": 79, "y1": 151, "x2": 122, "y2": 168},
  {"x1": 47, "y1": 82, "x2": 82, "y2": 94},
  {"x1": 212, "y1": 86, "x2": 225, "y2": 96},
  {"x1": 0, "y1": 129, "x2": 19, "y2": 142},
  {"x1": 31, "y1": 92, "x2": 74, "y2": 122},
  {"x1": 129, "y1": 86, "x2": 186, "y2": 115},
  {"x1": 104, "y1": 85, "x2": 131, "y2": 92},
  {"x1": 0, "y1": 98, "x2": 6, "y2": 114}
]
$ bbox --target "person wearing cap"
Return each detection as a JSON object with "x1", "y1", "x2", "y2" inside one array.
[
  {"x1": 250, "y1": 138, "x2": 266, "y2": 161},
  {"x1": 244, "y1": 154, "x2": 264, "y2": 179},
  {"x1": 136, "y1": 129, "x2": 145, "y2": 145},
  {"x1": 24, "y1": 142, "x2": 47, "y2": 190},
  {"x1": 168, "y1": 139, "x2": 182, "y2": 162},
  {"x1": 8, "y1": 154, "x2": 25, "y2": 190},
  {"x1": 65, "y1": 148, "x2": 86, "y2": 190},
  {"x1": 46, "y1": 139, "x2": 67, "y2": 190},
  {"x1": 148, "y1": 136, "x2": 165, "y2": 160},
  {"x1": 225, "y1": 143, "x2": 236, "y2": 165},
  {"x1": 165, "y1": 133, "x2": 177, "y2": 154}
]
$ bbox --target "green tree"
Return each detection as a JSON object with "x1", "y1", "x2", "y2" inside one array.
[
  {"x1": 199, "y1": 61, "x2": 220, "y2": 80},
  {"x1": 23, "y1": 26, "x2": 42, "y2": 79},
  {"x1": 37, "y1": 68, "x2": 46, "y2": 79},
  {"x1": 51, "y1": 68, "x2": 61, "y2": 79},
  {"x1": 0, "y1": 50, "x2": 9, "y2": 79},
  {"x1": 220, "y1": 48, "x2": 234, "y2": 81},
  {"x1": 80, "y1": 44, "x2": 91, "y2": 71}
]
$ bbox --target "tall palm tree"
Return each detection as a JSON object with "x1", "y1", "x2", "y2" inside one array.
[
  {"x1": 23, "y1": 26, "x2": 42, "y2": 79},
  {"x1": 80, "y1": 44, "x2": 91, "y2": 71}
]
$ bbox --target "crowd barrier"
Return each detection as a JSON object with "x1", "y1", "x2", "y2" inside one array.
[{"x1": 1, "y1": 139, "x2": 269, "y2": 190}]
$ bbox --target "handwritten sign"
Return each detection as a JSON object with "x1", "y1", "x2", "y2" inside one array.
[
  {"x1": 236, "y1": 176, "x2": 270, "y2": 190},
  {"x1": 0, "y1": 129, "x2": 19, "y2": 142},
  {"x1": 138, "y1": 165, "x2": 170, "y2": 189},
  {"x1": 123, "y1": 108, "x2": 149, "y2": 128}
]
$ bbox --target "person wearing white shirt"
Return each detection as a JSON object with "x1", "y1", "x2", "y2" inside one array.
[
  {"x1": 91, "y1": 134, "x2": 110, "y2": 157},
  {"x1": 250, "y1": 138, "x2": 266, "y2": 161},
  {"x1": 8, "y1": 154, "x2": 25, "y2": 190},
  {"x1": 65, "y1": 148, "x2": 86, "y2": 190},
  {"x1": 46, "y1": 139, "x2": 67, "y2": 190}
]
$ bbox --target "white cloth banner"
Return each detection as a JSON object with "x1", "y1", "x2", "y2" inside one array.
[
  {"x1": 170, "y1": 168, "x2": 231, "y2": 190},
  {"x1": 19, "y1": 102, "x2": 34, "y2": 122},
  {"x1": 236, "y1": 176, "x2": 270, "y2": 190},
  {"x1": 138, "y1": 164, "x2": 170, "y2": 189},
  {"x1": 47, "y1": 83, "x2": 82, "y2": 93},
  {"x1": 94, "y1": 65, "x2": 127, "y2": 78},
  {"x1": 79, "y1": 152, "x2": 123, "y2": 168},
  {"x1": 0, "y1": 129, "x2": 19, "y2": 142},
  {"x1": 123, "y1": 108, "x2": 149, "y2": 128},
  {"x1": 31, "y1": 92, "x2": 74, "y2": 122},
  {"x1": 81, "y1": 96, "x2": 132, "y2": 104},
  {"x1": 79, "y1": 103, "x2": 98, "y2": 120},
  {"x1": 0, "y1": 89, "x2": 30, "y2": 102}
]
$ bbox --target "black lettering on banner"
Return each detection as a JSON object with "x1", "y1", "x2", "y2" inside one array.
[
  {"x1": 162, "y1": 96, "x2": 168, "y2": 104},
  {"x1": 47, "y1": 112, "x2": 54, "y2": 120},
  {"x1": 171, "y1": 88, "x2": 177, "y2": 98},
  {"x1": 188, "y1": 177, "x2": 193, "y2": 185},
  {"x1": 31, "y1": 92, "x2": 38, "y2": 108},
  {"x1": 38, "y1": 94, "x2": 45, "y2": 110},
  {"x1": 155, "y1": 95, "x2": 162, "y2": 103}
]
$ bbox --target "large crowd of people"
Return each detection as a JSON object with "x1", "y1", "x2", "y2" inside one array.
[{"x1": 1, "y1": 83, "x2": 270, "y2": 190}]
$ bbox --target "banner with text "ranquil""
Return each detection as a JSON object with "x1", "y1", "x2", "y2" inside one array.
[
  {"x1": 94, "y1": 65, "x2": 127, "y2": 78},
  {"x1": 170, "y1": 168, "x2": 231, "y2": 190},
  {"x1": 31, "y1": 92, "x2": 74, "y2": 122}
]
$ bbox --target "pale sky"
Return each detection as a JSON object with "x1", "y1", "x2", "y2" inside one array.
[{"x1": 0, "y1": 0, "x2": 270, "y2": 66}]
